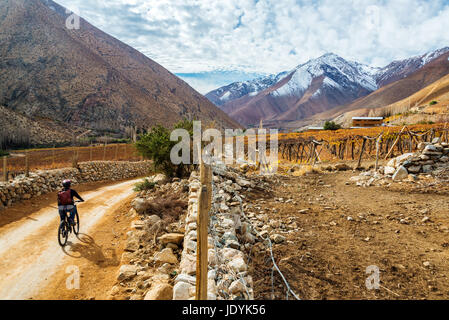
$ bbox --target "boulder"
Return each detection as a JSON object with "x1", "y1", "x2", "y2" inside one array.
[
  {"x1": 384, "y1": 166, "x2": 396, "y2": 175},
  {"x1": 229, "y1": 280, "x2": 246, "y2": 294},
  {"x1": 272, "y1": 234, "x2": 286, "y2": 244},
  {"x1": 154, "y1": 248, "x2": 178, "y2": 265},
  {"x1": 173, "y1": 282, "x2": 194, "y2": 300},
  {"x1": 229, "y1": 257, "x2": 247, "y2": 273},
  {"x1": 158, "y1": 233, "x2": 184, "y2": 245},
  {"x1": 392, "y1": 166, "x2": 408, "y2": 181},
  {"x1": 151, "y1": 173, "x2": 169, "y2": 185},
  {"x1": 117, "y1": 265, "x2": 138, "y2": 281},
  {"x1": 131, "y1": 198, "x2": 150, "y2": 214},
  {"x1": 144, "y1": 283, "x2": 173, "y2": 300}
]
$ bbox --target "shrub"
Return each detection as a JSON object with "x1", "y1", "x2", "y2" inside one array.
[
  {"x1": 430, "y1": 101, "x2": 438, "y2": 106},
  {"x1": 0, "y1": 149, "x2": 9, "y2": 157},
  {"x1": 134, "y1": 178, "x2": 156, "y2": 192},
  {"x1": 135, "y1": 120, "x2": 193, "y2": 178},
  {"x1": 324, "y1": 121, "x2": 342, "y2": 131}
]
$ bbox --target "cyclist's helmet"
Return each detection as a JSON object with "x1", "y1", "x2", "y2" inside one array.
[{"x1": 62, "y1": 179, "x2": 72, "y2": 188}]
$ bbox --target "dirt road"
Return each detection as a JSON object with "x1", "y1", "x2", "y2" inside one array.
[{"x1": 0, "y1": 179, "x2": 139, "y2": 300}]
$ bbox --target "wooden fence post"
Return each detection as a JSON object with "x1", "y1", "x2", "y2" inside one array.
[
  {"x1": 103, "y1": 143, "x2": 107, "y2": 161},
  {"x1": 357, "y1": 138, "x2": 367, "y2": 168},
  {"x1": 2, "y1": 156, "x2": 7, "y2": 182},
  {"x1": 196, "y1": 161, "x2": 212, "y2": 301},
  {"x1": 25, "y1": 151, "x2": 29, "y2": 177},
  {"x1": 90, "y1": 146, "x2": 93, "y2": 161},
  {"x1": 52, "y1": 146, "x2": 55, "y2": 168},
  {"x1": 375, "y1": 134, "x2": 383, "y2": 171}
]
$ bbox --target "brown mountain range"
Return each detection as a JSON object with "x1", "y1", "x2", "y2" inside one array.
[{"x1": 0, "y1": 0, "x2": 240, "y2": 147}]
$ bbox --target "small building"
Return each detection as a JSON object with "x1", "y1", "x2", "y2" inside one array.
[
  {"x1": 307, "y1": 126, "x2": 325, "y2": 131},
  {"x1": 352, "y1": 117, "x2": 384, "y2": 128}
]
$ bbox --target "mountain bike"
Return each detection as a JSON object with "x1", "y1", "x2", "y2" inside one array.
[{"x1": 58, "y1": 200, "x2": 82, "y2": 247}]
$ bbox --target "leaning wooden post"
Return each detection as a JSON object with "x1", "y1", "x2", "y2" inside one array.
[
  {"x1": 375, "y1": 134, "x2": 383, "y2": 171},
  {"x1": 385, "y1": 126, "x2": 407, "y2": 159},
  {"x1": 25, "y1": 151, "x2": 30, "y2": 177},
  {"x1": 2, "y1": 156, "x2": 7, "y2": 182},
  {"x1": 357, "y1": 138, "x2": 367, "y2": 168},
  {"x1": 196, "y1": 160, "x2": 212, "y2": 301}
]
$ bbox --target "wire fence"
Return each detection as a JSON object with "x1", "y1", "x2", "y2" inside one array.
[{"x1": 1, "y1": 144, "x2": 141, "y2": 181}]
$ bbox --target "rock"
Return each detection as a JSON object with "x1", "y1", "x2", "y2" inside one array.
[
  {"x1": 236, "y1": 178, "x2": 252, "y2": 188},
  {"x1": 131, "y1": 198, "x2": 150, "y2": 214},
  {"x1": 229, "y1": 257, "x2": 247, "y2": 273},
  {"x1": 407, "y1": 166, "x2": 421, "y2": 174},
  {"x1": 117, "y1": 265, "x2": 138, "y2": 281},
  {"x1": 394, "y1": 153, "x2": 415, "y2": 166},
  {"x1": 125, "y1": 238, "x2": 140, "y2": 252},
  {"x1": 151, "y1": 173, "x2": 169, "y2": 185},
  {"x1": 131, "y1": 220, "x2": 145, "y2": 230},
  {"x1": 422, "y1": 216, "x2": 431, "y2": 223},
  {"x1": 298, "y1": 209, "x2": 309, "y2": 214},
  {"x1": 423, "y1": 261, "x2": 431, "y2": 268},
  {"x1": 173, "y1": 282, "x2": 194, "y2": 300},
  {"x1": 144, "y1": 283, "x2": 173, "y2": 300},
  {"x1": 154, "y1": 248, "x2": 178, "y2": 265},
  {"x1": 147, "y1": 215, "x2": 162, "y2": 226},
  {"x1": 423, "y1": 165, "x2": 434, "y2": 173},
  {"x1": 175, "y1": 274, "x2": 196, "y2": 285},
  {"x1": 229, "y1": 280, "x2": 246, "y2": 294},
  {"x1": 272, "y1": 234, "x2": 286, "y2": 244},
  {"x1": 392, "y1": 166, "x2": 408, "y2": 181},
  {"x1": 432, "y1": 137, "x2": 441, "y2": 144},
  {"x1": 158, "y1": 233, "x2": 184, "y2": 245}
]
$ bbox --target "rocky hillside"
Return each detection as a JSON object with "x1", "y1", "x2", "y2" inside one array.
[
  {"x1": 0, "y1": 0, "x2": 240, "y2": 144},
  {"x1": 0, "y1": 105, "x2": 73, "y2": 148}
]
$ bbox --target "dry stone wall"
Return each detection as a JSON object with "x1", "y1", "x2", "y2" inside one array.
[
  {"x1": 174, "y1": 165, "x2": 258, "y2": 300},
  {"x1": 0, "y1": 161, "x2": 152, "y2": 209}
]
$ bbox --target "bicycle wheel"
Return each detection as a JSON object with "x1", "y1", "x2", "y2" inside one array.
[
  {"x1": 58, "y1": 221, "x2": 69, "y2": 247},
  {"x1": 73, "y1": 211, "x2": 80, "y2": 235}
]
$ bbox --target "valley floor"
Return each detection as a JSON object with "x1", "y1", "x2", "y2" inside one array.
[{"x1": 247, "y1": 170, "x2": 449, "y2": 300}]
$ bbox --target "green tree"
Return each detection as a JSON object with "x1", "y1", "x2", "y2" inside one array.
[
  {"x1": 135, "y1": 120, "x2": 193, "y2": 178},
  {"x1": 324, "y1": 121, "x2": 342, "y2": 131},
  {"x1": 429, "y1": 101, "x2": 438, "y2": 106}
]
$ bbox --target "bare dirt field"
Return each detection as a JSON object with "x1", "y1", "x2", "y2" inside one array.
[{"x1": 247, "y1": 169, "x2": 449, "y2": 300}]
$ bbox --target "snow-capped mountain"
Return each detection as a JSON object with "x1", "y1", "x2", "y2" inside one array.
[
  {"x1": 272, "y1": 53, "x2": 379, "y2": 98},
  {"x1": 205, "y1": 72, "x2": 289, "y2": 106},
  {"x1": 376, "y1": 47, "x2": 449, "y2": 87},
  {"x1": 207, "y1": 47, "x2": 449, "y2": 127}
]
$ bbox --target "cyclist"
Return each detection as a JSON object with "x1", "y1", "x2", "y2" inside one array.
[{"x1": 57, "y1": 179, "x2": 84, "y2": 226}]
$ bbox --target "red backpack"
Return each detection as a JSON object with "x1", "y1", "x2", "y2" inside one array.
[{"x1": 58, "y1": 189, "x2": 72, "y2": 205}]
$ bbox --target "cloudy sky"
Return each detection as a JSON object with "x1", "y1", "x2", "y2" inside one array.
[{"x1": 56, "y1": 0, "x2": 449, "y2": 93}]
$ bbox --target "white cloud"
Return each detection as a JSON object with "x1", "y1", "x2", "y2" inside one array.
[{"x1": 56, "y1": 0, "x2": 449, "y2": 85}]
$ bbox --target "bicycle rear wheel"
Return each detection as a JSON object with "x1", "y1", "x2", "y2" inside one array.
[
  {"x1": 73, "y1": 212, "x2": 80, "y2": 235},
  {"x1": 58, "y1": 221, "x2": 69, "y2": 247}
]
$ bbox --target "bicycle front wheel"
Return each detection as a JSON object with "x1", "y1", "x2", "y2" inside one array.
[{"x1": 73, "y1": 212, "x2": 80, "y2": 235}]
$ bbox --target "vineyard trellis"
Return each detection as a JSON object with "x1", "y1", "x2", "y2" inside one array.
[{"x1": 275, "y1": 124, "x2": 449, "y2": 167}]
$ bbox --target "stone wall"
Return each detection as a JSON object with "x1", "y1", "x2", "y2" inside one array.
[
  {"x1": 0, "y1": 161, "x2": 152, "y2": 209},
  {"x1": 173, "y1": 165, "x2": 256, "y2": 300}
]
